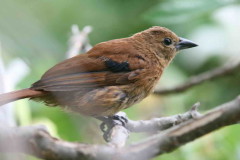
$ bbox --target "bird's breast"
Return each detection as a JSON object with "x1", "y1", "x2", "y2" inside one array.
[{"x1": 121, "y1": 69, "x2": 162, "y2": 109}]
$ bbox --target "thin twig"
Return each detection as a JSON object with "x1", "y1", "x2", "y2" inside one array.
[
  {"x1": 66, "y1": 25, "x2": 92, "y2": 58},
  {"x1": 125, "y1": 102, "x2": 201, "y2": 132},
  {"x1": 154, "y1": 60, "x2": 240, "y2": 95}
]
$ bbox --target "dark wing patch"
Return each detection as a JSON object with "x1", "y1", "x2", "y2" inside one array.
[{"x1": 104, "y1": 59, "x2": 130, "y2": 72}]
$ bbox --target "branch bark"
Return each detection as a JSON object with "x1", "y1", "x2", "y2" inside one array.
[
  {"x1": 154, "y1": 59, "x2": 240, "y2": 95},
  {"x1": 125, "y1": 102, "x2": 201, "y2": 133},
  {"x1": 124, "y1": 95, "x2": 240, "y2": 160},
  {"x1": 102, "y1": 103, "x2": 200, "y2": 147},
  {"x1": 0, "y1": 96, "x2": 239, "y2": 160}
]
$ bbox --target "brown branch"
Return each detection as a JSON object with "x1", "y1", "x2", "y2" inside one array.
[
  {"x1": 154, "y1": 60, "x2": 240, "y2": 95},
  {"x1": 0, "y1": 96, "x2": 240, "y2": 160}
]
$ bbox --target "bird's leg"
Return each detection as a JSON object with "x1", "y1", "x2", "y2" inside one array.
[
  {"x1": 95, "y1": 116, "x2": 110, "y2": 132},
  {"x1": 96, "y1": 114, "x2": 128, "y2": 129},
  {"x1": 96, "y1": 116, "x2": 116, "y2": 142}
]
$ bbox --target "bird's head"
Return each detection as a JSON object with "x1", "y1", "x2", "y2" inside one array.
[{"x1": 134, "y1": 26, "x2": 198, "y2": 66}]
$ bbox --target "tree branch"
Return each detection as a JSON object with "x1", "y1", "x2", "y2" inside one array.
[
  {"x1": 125, "y1": 102, "x2": 201, "y2": 133},
  {"x1": 154, "y1": 59, "x2": 240, "y2": 95},
  {"x1": 102, "y1": 102, "x2": 200, "y2": 147},
  {"x1": 1, "y1": 96, "x2": 240, "y2": 160},
  {"x1": 0, "y1": 125, "x2": 116, "y2": 160},
  {"x1": 124, "y1": 95, "x2": 240, "y2": 160}
]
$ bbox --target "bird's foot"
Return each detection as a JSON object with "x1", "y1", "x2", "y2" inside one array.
[
  {"x1": 112, "y1": 114, "x2": 128, "y2": 126},
  {"x1": 96, "y1": 112, "x2": 129, "y2": 142},
  {"x1": 98, "y1": 115, "x2": 128, "y2": 132}
]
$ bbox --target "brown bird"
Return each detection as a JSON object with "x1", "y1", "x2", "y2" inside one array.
[{"x1": 0, "y1": 26, "x2": 197, "y2": 118}]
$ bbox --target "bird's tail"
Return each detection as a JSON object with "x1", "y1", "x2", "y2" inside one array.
[{"x1": 0, "y1": 88, "x2": 44, "y2": 106}]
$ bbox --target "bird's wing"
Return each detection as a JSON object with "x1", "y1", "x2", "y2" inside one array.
[{"x1": 31, "y1": 41, "x2": 146, "y2": 92}]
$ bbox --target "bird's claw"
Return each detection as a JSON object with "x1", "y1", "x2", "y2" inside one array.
[
  {"x1": 100, "y1": 122, "x2": 107, "y2": 133},
  {"x1": 97, "y1": 114, "x2": 129, "y2": 142},
  {"x1": 112, "y1": 115, "x2": 128, "y2": 126}
]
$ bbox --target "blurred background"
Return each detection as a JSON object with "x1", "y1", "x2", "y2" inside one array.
[{"x1": 0, "y1": 0, "x2": 240, "y2": 159}]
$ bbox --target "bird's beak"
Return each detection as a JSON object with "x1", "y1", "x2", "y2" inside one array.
[{"x1": 176, "y1": 37, "x2": 198, "y2": 51}]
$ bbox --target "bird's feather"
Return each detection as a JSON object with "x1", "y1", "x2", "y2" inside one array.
[{"x1": 31, "y1": 40, "x2": 145, "y2": 92}]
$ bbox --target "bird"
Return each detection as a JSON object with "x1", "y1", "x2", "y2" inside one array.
[{"x1": 0, "y1": 26, "x2": 197, "y2": 118}]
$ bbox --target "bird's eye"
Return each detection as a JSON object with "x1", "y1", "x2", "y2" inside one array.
[{"x1": 163, "y1": 38, "x2": 172, "y2": 46}]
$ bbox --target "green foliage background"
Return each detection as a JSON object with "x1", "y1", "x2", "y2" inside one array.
[{"x1": 0, "y1": 0, "x2": 240, "y2": 159}]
